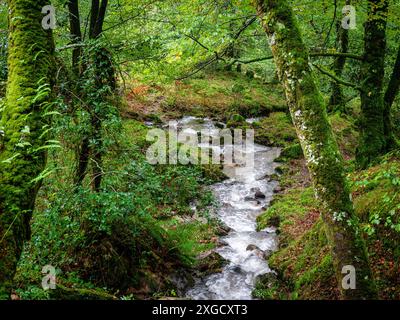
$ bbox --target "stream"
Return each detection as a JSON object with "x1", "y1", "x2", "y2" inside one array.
[{"x1": 166, "y1": 116, "x2": 281, "y2": 300}]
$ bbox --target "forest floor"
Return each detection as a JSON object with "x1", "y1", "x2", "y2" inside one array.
[{"x1": 9, "y1": 69, "x2": 400, "y2": 300}]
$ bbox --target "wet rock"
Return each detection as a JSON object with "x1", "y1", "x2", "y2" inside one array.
[
  {"x1": 255, "y1": 272, "x2": 279, "y2": 289},
  {"x1": 195, "y1": 251, "x2": 228, "y2": 277},
  {"x1": 244, "y1": 197, "x2": 261, "y2": 205},
  {"x1": 273, "y1": 186, "x2": 284, "y2": 194},
  {"x1": 255, "y1": 190, "x2": 266, "y2": 199},
  {"x1": 268, "y1": 216, "x2": 281, "y2": 228},
  {"x1": 230, "y1": 265, "x2": 245, "y2": 274},
  {"x1": 216, "y1": 238, "x2": 228, "y2": 247},
  {"x1": 246, "y1": 244, "x2": 262, "y2": 251},
  {"x1": 268, "y1": 174, "x2": 279, "y2": 182},
  {"x1": 247, "y1": 188, "x2": 266, "y2": 200},
  {"x1": 222, "y1": 202, "x2": 233, "y2": 208},
  {"x1": 256, "y1": 175, "x2": 268, "y2": 181},
  {"x1": 263, "y1": 249, "x2": 274, "y2": 259},
  {"x1": 224, "y1": 181, "x2": 239, "y2": 187},
  {"x1": 246, "y1": 245, "x2": 266, "y2": 259},
  {"x1": 215, "y1": 122, "x2": 225, "y2": 129},
  {"x1": 170, "y1": 270, "x2": 195, "y2": 295},
  {"x1": 216, "y1": 223, "x2": 232, "y2": 236}
]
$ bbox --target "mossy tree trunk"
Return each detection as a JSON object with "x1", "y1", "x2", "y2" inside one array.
[
  {"x1": 72, "y1": 0, "x2": 112, "y2": 192},
  {"x1": 383, "y1": 43, "x2": 400, "y2": 148},
  {"x1": 68, "y1": 0, "x2": 83, "y2": 75},
  {"x1": 356, "y1": 0, "x2": 389, "y2": 168},
  {"x1": 328, "y1": 0, "x2": 350, "y2": 113},
  {"x1": 255, "y1": 0, "x2": 377, "y2": 299},
  {"x1": 0, "y1": 0, "x2": 54, "y2": 298},
  {"x1": 89, "y1": 0, "x2": 109, "y2": 192}
]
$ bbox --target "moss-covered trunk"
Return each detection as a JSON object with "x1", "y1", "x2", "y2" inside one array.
[
  {"x1": 356, "y1": 0, "x2": 388, "y2": 168},
  {"x1": 0, "y1": 0, "x2": 54, "y2": 298},
  {"x1": 383, "y1": 43, "x2": 400, "y2": 149},
  {"x1": 73, "y1": 0, "x2": 111, "y2": 191},
  {"x1": 328, "y1": 0, "x2": 350, "y2": 113},
  {"x1": 255, "y1": 0, "x2": 376, "y2": 299}
]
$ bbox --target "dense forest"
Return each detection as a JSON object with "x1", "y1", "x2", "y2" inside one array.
[{"x1": 0, "y1": 0, "x2": 399, "y2": 301}]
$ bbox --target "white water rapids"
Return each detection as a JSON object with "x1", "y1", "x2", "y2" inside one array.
[{"x1": 165, "y1": 116, "x2": 281, "y2": 300}]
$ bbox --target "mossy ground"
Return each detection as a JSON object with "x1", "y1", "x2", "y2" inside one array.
[
  {"x1": 10, "y1": 67, "x2": 400, "y2": 300},
  {"x1": 124, "y1": 70, "x2": 394, "y2": 300},
  {"x1": 255, "y1": 117, "x2": 400, "y2": 300},
  {"x1": 123, "y1": 70, "x2": 287, "y2": 121},
  {"x1": 13, "y1": 119, "x2": 225, "y2": 300}
]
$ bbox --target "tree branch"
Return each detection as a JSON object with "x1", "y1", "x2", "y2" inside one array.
[
  {"x1": 312, "y1": 63, "x2": 361, "y2": 90},
  {"x1": 310, "y1": 52, "x2": 363, "y2": 60}
]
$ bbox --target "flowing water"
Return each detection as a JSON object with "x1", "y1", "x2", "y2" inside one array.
[{"x1": 167, "y1": 116, "x2": 281, "y2": 300}]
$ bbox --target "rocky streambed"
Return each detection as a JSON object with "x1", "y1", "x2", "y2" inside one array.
[{"x1": 167, "y1": 116, "x2": 281, "y2": 300}]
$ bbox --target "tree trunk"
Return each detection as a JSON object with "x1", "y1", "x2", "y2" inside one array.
[
  {"x1": 68, "y1": 0, "x2": 83, "y2": 75},
  {"x1": 328, "y1": 0, "x2": 350, "y2": 113},
  {"x1": 89, "y1": 0, "x2": 100, "y2": 39},
  {"x1": 383, "y1": 43, "x2": 400, "y2": 149},
  {"x1": 92, "y1": 0, "x2": 108, "y2": 39},
  {"x1": 72, "y1": 0, "x2": 110, "y2": 190},
  {"x1": 75, "y1": 137, "x2": 90, "y2": 186},
  {"x1": 0, "y1": 0, "x2": 54, "y2": 298},
  {"x1": 356, "y1": 0, "x2": 388, "y2": 168},
  {"x1": 88, "y1": 0, "x2": 109, "y2": 192},
  {"x1": 255, "y1": 0, "x2": 377, "y2": 299}
]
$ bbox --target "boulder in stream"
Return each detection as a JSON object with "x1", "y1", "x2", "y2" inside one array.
[
  {"x1": 255, "y1": 190, "x2": 266, "y2": 199},
  {"x1": 255, "y1": 272, "x2": 279, "y2": 289},
  {"x1": 250, "y1": 187, "x2": 266, "y2": 199},
  {"x1": 246, "y1": 244, "x2": 270, "y2": 259},
  {"x1": 195, "y1": 251, "x2": 228, "y2": 277}
]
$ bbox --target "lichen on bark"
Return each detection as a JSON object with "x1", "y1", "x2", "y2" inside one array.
[
  {"x1": 0, "y1": 0, "x2": 54, "y2": 298},
  {"x1": 255, "y1": 0, "x2": 377, "y2": 299}
]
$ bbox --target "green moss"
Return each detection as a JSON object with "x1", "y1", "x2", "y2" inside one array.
[
  {"x1": 329, "y1": 113, "x2": 358, "y2": 157},
  {"x1": 255, "y1": 154, "x2": 400, "y2": 299},
  {"x1": 256, "y1": 0, "x2": 377, "y2": 299},
  {"x1": 257, "y1": 187, "x2": 315, "y2": 231},
  {"x1": 356, "y1": 0, "x2": 389, "y2": 168},
  {"x1": 255, "y1": 112, "x2": 297, "y2": 147},
  {"x1": 264, "y1": 220, "x2": 336, "y2": 300},
  {"x1": 127, "y1": 70, "x2": 287, "y2": 121},
  {"x1": 164, "y1": 220, "x2": 217, "y2": 260},
  {"x1": 0, "y1": 0, "x2": 55, "y2": 298},
  {"x1": 276, "y1": 143, "x2": 303, "y2": 162},
  {"x1": 14, "y1": 115, "x2": 223, "y2": 299}
]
